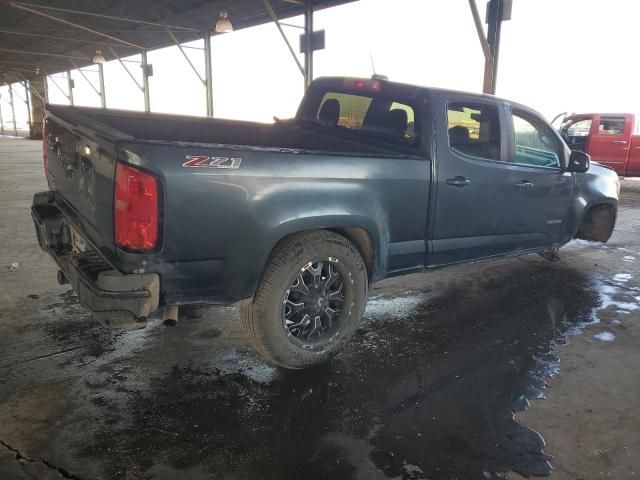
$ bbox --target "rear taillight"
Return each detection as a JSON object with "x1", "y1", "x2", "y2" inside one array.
[{"x1": 114, "y1": 162, "x2": 159, "y2": 252}]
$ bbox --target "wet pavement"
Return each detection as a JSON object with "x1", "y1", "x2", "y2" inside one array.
[{"x1": 1, "y1": 138, "x2": 640, "y2": 479}]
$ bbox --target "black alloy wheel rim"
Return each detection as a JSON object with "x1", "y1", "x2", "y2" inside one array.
[{"x1": 281, "y1": 258, "x2": 348, "y2": 348}]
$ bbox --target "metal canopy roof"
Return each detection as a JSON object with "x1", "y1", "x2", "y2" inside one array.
[{"x1": 0, "y1": 0, "x2": 356, "y2": 85}]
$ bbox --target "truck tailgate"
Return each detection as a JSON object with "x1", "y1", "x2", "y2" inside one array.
[{"x1": 43, "y1": 106, "x2": 131, "y2": 259}]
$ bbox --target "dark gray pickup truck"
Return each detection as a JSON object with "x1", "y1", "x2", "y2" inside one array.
[{"x1": 33, "y1": 77, "x2": 619, "y2": 369}]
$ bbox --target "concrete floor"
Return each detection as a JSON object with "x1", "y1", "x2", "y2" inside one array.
[{"x1": 1, "y1": 136, "x2": 639, "y2": 480}]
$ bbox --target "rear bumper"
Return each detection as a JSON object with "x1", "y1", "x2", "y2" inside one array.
[{"x1": 32, "y1": 191, "x2": 160, "y2": 318}]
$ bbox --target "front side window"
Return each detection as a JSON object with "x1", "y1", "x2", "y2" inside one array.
[
  {"x1": 564, "y1": 118, "x2": 592, "y2": 137},
  {"x1": 560, "y1": 117, "x2": 592, "y2": 151},
  {"x1": 447, "y1": 103, "x2": 501, "y2": 161},
  {"x1": 598, "y1": 116, "x2": 626, "y2": 136},
  {"x1": 512, "y1": 111, "x2": 561, "y2": 168}
]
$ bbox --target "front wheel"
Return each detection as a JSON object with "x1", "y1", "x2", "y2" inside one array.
[{"x1": 240, "y1": 230, "x2": 368, "y2": 369}]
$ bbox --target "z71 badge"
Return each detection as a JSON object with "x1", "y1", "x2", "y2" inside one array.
[{"x1": 182, "y1": 155, "x2": 242, "y2": 169}]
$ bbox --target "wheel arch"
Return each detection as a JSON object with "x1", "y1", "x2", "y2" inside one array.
[
  {"x1": 575, "y1": 200, "x2": 617, "y2": 242},
  {"x1": 262, "y1": 219, "x2": 383, "y2": 284}
]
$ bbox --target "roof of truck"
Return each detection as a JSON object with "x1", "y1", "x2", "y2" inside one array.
[
  {"x1": 565, "y1": 113, "x2": 636, "y2": 118},
  {"x1": 311, "y1": 76, "x2": 544, "y2": 117}
]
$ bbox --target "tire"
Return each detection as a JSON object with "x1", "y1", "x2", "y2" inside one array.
[{"x1": 240, "y1": 230, "x2": 368, "y2": 369}]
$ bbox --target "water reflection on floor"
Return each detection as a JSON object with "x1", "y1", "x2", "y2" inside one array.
[{"x1": 69, "y1": 263, "x2": 628, "y2": 479}]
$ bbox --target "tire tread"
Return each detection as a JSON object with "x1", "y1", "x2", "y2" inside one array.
[{"x1": 239, "y1": 230, "x2": 366, "y2": 368}]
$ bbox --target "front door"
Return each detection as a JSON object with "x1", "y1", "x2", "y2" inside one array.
[
  {"x1": 429, "y1": 94, "x2": 514, "y2": 266},
  {"x1": 588, "y1": 115, "x2": 631, "y2": 173},
  {"x1": 502, "y1": 107, "x2": 574, "y2": 250}
]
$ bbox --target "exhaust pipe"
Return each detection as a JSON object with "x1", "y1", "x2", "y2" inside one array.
[{"x1": 163, "y1": 304, "x2": 179, "y2": 326}]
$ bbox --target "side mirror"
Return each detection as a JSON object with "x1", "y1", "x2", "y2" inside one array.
[{"x1": 567, "y1": 150, "x2": 590, "y2": 173}]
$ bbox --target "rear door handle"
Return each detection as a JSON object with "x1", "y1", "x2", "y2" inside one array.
[
  {"x1": 445, "y1": 176, "x2": 470, "y2": 187},
  {"x1": 514, "y1": 181, "x2": 534, "y2": 190},
  {"x1": 612, "y1": 140, "x2": 628, "y2": 145}
]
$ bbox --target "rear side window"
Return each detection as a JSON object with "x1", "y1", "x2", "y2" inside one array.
[
  {"x1": 598, "y1": 116, "x2": 626, "y2": 135},
  {"x1": 447, "y1": 103, "x2": 501, "y2": 161},
  {"x1": 314, "y1": 91, "x2": 417, "y2": 144}
]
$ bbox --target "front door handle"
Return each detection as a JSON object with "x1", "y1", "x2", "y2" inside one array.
[
  {"x1": 612, "y1": 140, "x2": 628, "y2": 145},
  {"x1": 514, "y1": 181, "x2": 534, "y2": 190},
  {"x1": 445, "y1": 176, "x2": 470, "y2": 187}
]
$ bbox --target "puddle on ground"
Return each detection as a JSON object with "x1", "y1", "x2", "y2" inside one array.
[
  {"x1": 67, "y1": 263, "x2": 640, "y2": 480},
  {"x1": 0, "y1": 290, "x2": 157, "y2": 385},
  {"x1": 7, "y1": 263, "x2": 639, "y2": 480},
  {"x1": 593, "y1": 331, "x2": 616, "y2": 342}
]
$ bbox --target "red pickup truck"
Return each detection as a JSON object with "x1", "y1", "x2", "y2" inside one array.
[{"x1": 559, "y1": 113, "x2": 640, "y2": 176}]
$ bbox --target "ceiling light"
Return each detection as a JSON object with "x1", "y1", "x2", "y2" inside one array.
[
  {"x1": 215, "y1": 10, "x2": 233, "y2": 33},
  {"x1": 92, "y1": 50, "x2": 105, "y2": 64}
]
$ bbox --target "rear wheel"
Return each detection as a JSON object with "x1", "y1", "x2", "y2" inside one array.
[{"x1": 240, "y1": 230, "x2": 368, "y2": 369}]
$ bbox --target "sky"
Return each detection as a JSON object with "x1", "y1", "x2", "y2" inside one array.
[{"x1": 1, "y1": 0, "x2": 639, "y2": 131}]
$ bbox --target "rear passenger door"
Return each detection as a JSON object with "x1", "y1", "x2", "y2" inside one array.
[
  {"x1": 502, "y1": 107, "x2": 573, "y2": 250},
  {"x1": 429, "y1": 94, "x2": 514, "y2": 266},
  {"x1": 588, "y1": 115, "x2": 632, "y2": 173}
]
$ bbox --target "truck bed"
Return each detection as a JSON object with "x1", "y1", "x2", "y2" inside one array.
[{"x1": 46, "y1": 104, "x2": 400, "y2": 156}]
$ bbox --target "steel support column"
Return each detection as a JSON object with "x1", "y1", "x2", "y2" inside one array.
[
  {"x1": 27, "y1": 75, "x2": 46, "y2": 139},
  {"x1": 485, "y1": 0, "x2": 504, "y2": 95},
  {"x1": 23, "y1": 81, "x2": 31, "y2": 130},
  {"x1": 66, "y1": 70, "x2": 74, "y2": 105},
  {"x1": 141, "y1": 51, "x2": 150, "y2": 112},
  {"x1": 42, "y1": 74, "x2": 49, "y2": 103},
  {"x1": 98, "y1": 63, "x2": 106, "y2": 108},
  {"x1": 303, "y1": 0, "x2": 314, "y2": 89},
  {"x1": 8, "y1": 83, "x2": 17, "y2": 136},
  {"x1": 204, "y1": 34, "x2": 214, "y2": 117}
]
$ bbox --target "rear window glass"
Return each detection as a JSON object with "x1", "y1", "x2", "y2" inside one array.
[
  {"x1": 318, "y1": 93, "x2": 372, "y2": 129},
  {"x1": 311, "y1": 90, "x2": 417, "y2": 145}
]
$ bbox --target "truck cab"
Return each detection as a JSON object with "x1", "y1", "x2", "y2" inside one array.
[{"x1": 560, "y1": 113, "x2": 640, "y2": 176}]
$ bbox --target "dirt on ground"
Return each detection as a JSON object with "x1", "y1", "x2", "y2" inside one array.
[{"x1": 1, "y1": 137, "x2": 639, "y2": 480}]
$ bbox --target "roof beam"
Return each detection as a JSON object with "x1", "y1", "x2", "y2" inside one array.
[
  {"x1": 468, "y1": 0, "x2": 491, "y2": 60},
  {"x1": 10, "y1": 1, "x2": 200, "y2": 32},
  {"x1": 69, "y1": 60, "x2": 102, "y2": 98},
  {"x1": 165, "y1": 29, "x2": 205, "y2": 85},
  {"x1": 0, "y1": 29, "x2": 126, "y2": 48},
  {"x1": 107, "y1": 47, "x2": 144, "y2": 92},
  {"x1": 9, "y1": 1, "x2": 145, "y2": 49},
  {"x1": 46, "y1": 74, "x2": 71, "y2": 102},
  {"x1": 0, "y1": 47, "x2": 90, "y2": 60},
  {"x1": 261, "y1": 0, "x2": 305, "y2": 76}
]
